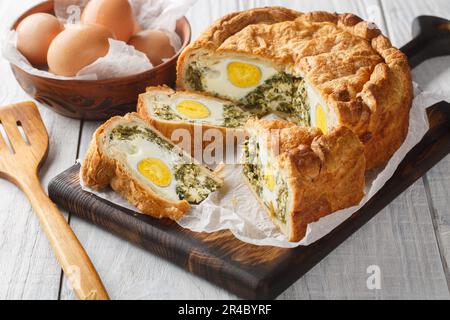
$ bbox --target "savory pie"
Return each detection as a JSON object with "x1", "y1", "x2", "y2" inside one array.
[
  {"x1": 82, "y1": 7, "x2": 411, "y2": 242},
  {"x1": 81, "y1": 113, "x2": 222, "y2": 220},
  {"x1": 242, "y1": 118, "x2": 366, "y2": 241},
  {"x1": 177, "y1": 7, "x2": 413, "y2": 170}
]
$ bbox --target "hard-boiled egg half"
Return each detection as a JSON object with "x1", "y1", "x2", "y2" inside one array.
[
  {"x1": 137, "y1": 158, "x2": 172, "y2": 188},
  {"x1": 111, "y1": 135, "x2": 180, "y2": 199},
  {"x1": 306, "y1": 84, "x2": 338, "y2": 134},
  {"x1": 173, "y1": 98, "x2": 217, "y2": 121},
  {"x1": 202, "y1": 57, "x2": 278, "y2": 100},
  {"x1": 140, "y1": 88, "x2": 251, "y2": 128}
]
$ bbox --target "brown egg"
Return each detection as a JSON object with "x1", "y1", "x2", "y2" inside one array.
[
  {"x1": 128, "y1": 30, "x2": 176, "y2": 66},
  {"x1": 47, "y1": 24, "x2": 113, "y2": 76},
  {"x1": 132, "y1": 19, "x2": 142, "y2": 35},
  {"x1": 16, "y1": 13, "x2": 64, "y2": 66},
  {"x1": 81, "y1": 0, "x2": 135, "y2": 42}
]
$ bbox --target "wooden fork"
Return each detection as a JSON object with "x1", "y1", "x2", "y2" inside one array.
[{"x1": 0, "y1": 102, "x2": 109, "y2": 300}]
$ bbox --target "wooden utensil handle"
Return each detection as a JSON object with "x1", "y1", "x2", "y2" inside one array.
[{"x1": 20, "y1": 175, "x2": 109, "y2": 300}]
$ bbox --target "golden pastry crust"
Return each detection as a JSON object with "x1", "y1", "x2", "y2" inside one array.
[
  {"x1": 137, "y1": 86, "x2": 248, "y2": 156},
  {"x1": 245, "y1": 119, "x2": 366, "y2": 241},
  {"x1": 81, "y1": 113, "x2": 224, "y2": 220},
  {"x1": 177, "y1": 7, "x2": 412, "y2": 170}
]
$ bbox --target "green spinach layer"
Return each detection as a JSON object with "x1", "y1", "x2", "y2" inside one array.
[{"x1": 185, "y1": 63, "x2": 311, "y2": 127}]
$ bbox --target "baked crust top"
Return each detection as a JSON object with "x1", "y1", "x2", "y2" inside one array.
[{"x1": 177, "y1": 7, "x2": 413, "y2": 170}]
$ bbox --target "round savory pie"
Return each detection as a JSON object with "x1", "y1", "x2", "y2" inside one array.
[
  {"x1": 176, "y1": 7, "x2": 413, "y2": 170},
  {"x1": 83, "y1": 7, "x2": 413, "y2": 242}
]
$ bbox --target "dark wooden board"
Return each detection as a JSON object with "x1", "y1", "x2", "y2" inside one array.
[{"x1": 48, "y1": 101, "x2": 450, "y2": 299}]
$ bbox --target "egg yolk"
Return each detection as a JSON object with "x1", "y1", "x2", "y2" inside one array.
[
  {"x1": 227, "y1": 61, "x2": 262, "y2": 88},
  {"x1": 176, "y1": 100, "x2": 211, "y2": 119},
  {"x1": 137, "y1": 158, "x2": 172, "y2": 187},
  {"x1": 264, "y1": 165, "x2": 275, "y2": 192},
  {"x1": 316, "y1": 104, "x2": 328, "y2": 134}
]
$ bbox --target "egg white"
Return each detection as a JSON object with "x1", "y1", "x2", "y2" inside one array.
[
  {"x1": 307, "y1": 83, "x2": 338, "y2": 132},
  {"x1": 111, "y1": 137, "x2": 184, "y2": 200},
  {"x1": 146, "y1": 93, "x2": 227, "y2": 125},
  {"x1": 203, "y1": 57, "x2": 278, "y2": 100},
  {"x1": 255, "y1": 137, "x2": 281, "y2": 212}
]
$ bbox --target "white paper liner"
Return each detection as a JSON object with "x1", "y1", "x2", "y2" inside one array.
[
  {"x1": 79, "y1": 87, "x2": 449, "y2": 248},
  {"x1": 0, "y1": 0, "x2": 196, "y2": 80}
]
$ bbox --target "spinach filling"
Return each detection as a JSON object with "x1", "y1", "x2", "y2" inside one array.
[
  {"x1": 242, "y1": 139, "x2": 288, "y2": 223},
  {"x1": 236, "y1": 73, "x2": 310, "y2": 126},
  {"x1": 174, "y1": 164, "x2": 221, "y2": 204},
  {"x1": 110, "y1": 125, "x2": 175, "y2": 152},
  {"x1": 290, "y1": 79, "x2": 310, "y2": 126},
  {"x1": 152, "y1": 104, "x2": 183, "y2": 121},
  {"x1": 222, "y1": 104, "x2": 252, "y2": 128},
  {"x1": 242, "y1": 140, "x2": 263, "y2": 196},
  {"x1": 185, "y1": 63, "x2": 205, "y2": 91}
]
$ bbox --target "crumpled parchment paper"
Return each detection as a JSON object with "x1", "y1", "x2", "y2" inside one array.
[
  {"x1": 1, "y1": 0, "x2": 197, "y2": 80},
  {"x1": 79, "y1": 85, "x2": 450, "y2": 248}
]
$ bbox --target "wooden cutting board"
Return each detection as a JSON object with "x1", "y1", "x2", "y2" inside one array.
[{"x1": 48, "y1": 101, "x2": 450, "y2": 299}]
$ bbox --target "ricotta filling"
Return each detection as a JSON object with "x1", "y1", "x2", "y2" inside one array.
[
  {"x1": 108, "y1": 125, "x2": 221, "y2": 204},
  {"x1": 307, "y1": 84, "x2": 338, "y2": 134}
]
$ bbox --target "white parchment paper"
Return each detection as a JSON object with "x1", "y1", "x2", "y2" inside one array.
[
  {"x1": 79, "y1": 86, "x2": 450, "y2": 248},
  {"x1": 0, "y1": 0, "x2": 196, "y2": 80}
]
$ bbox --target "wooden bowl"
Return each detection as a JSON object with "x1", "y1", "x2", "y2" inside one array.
[{"x1": 10, "y1": 1, "x2": 191, "y2": 120}]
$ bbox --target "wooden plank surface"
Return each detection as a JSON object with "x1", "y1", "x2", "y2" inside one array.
[
  {"x1": 381, "y1": 0, "x2": 450, "y2": 291},
  {"x1": 0, "y1": 0, "x2": 81, "y2": 299},
  {"x1": 0, "y1": 0, "x2": 449, "y2": 300}
]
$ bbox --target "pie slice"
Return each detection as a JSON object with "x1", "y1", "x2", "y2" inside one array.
[
  {"x1": 242, "y1": 118, "x2": 366, "y2": 241},
  {"x1": 138, "y1": 86, "x2": 252, "y2": 130},
  {"x1": 81, "y1": 113, "x2": 223, "y2": 220},
  {"x1": 137, "y1": 86, "x2": 250, "y2": 155}
]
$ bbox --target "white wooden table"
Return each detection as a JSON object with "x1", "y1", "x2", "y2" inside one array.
[{"x1": 1, "y1": 0, "x2": 449, "y2": 300}]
